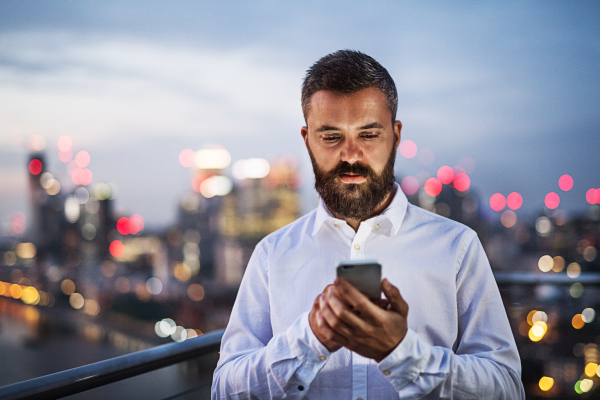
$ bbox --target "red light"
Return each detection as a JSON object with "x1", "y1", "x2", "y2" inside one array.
[
  {"x1": 116, "y1": 217, "x2": 131, "y2": 235},
  {"x1": 507, "y1": 192, "x2": 523, "y2": 210},
  {"x1": 437, "y1": 166, "x2": 454, "y2": 185},
  {"x1": 586, "y1": 188, "x2": 596, "y2": 204},
  {"x1": 29, "y1": 159, "x2": 42, "y2": 175},
  {"x1": 595, "y1": 189, "x2": 600, "y2": 204},
  {"x1": 109, "y1": 240, "x2": 125, "y2": 258},
  {"x1": 400, "y1": 176, "x2": 419, "y2": 195},
  {"x1": 129, "y1": 214, "x2": 145, "y2": 234},
  {"x1": 75, "y1": 151, "x2": 90, "y2": 168},
  {"x1": 179, "y1": 149, "x2": 196, "y2": 168},
  {"x1": 399, "y1": 140, "x2": 417, "y2": 159},
  {"x1": 558, "y1": 174, "x2": 573, "y2": 191},
  {"x1": 453, "y1": 173, "x2": 470, "y2": 192},
  {"x1": 424, "y1": 177, "x2": 442, "y2": 197},
  {"x1": 490, "y1": 193, "x2": 506, "y2": 211},
  {"x1": 545, "y1": 192, "x2": 560, "y2": 209}
]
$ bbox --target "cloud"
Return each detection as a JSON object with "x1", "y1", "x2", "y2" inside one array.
[{"x1": 0, "y1": 32, "x2": 302, "y2": 149}]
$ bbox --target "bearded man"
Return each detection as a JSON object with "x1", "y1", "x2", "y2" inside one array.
[{"x1": 212, "y1": 50, "x2": 525, "y2": 399}]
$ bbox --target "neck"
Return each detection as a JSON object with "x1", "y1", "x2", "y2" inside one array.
[{"x1": 332, "y1": 185, "x2": 397, "y2": 232}]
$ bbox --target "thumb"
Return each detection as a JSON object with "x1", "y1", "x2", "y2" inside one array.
[{"x1": 382, "y1": 278, "x2": 408, "y2": 316}]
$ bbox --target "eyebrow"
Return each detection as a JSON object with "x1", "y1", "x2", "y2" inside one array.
[{"x1": 315, "y1": 122, "x2": 385, "y2": 133}]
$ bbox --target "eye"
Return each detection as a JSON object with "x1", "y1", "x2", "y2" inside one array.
[
  {"x1": 322, "y1": 135, "x2": 341, "y2": 142},
  {"x1": 360, "y1": 132, "x2": 379, "y2": 139}
]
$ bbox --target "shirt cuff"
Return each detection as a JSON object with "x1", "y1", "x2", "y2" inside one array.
[
  {"x1": 286, "y1": 311, "x2": 331, "y2": 382},
  {"x1": 377, "y1": 328, "x2": 431, "y2": 390}
]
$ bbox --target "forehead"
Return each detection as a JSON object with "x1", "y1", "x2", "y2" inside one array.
[{"x1": 306, "y1": 87, "x2": 391, "y2": 127}]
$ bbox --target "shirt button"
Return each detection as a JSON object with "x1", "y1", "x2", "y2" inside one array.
[
  {"x1": 334, "y1": 223, "x2": 340, "y2": 229},
  {"x1": 354, "y1": 244, "x2": 360, "y2": 250},
  {"x1": 382, "y1": 369, "x2": 391, "y2": 376},
  {"x1": 298, "y1": 385, "x2": 304, "y2": 391},
  {"x1": 319, "y1": 354, "x2": 326, "y2": 361},
  {"x1": 374, "y1": 224, "x2": 380, "y2": 230}
]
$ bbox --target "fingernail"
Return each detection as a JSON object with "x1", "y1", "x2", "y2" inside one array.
[
  {"x1": 334, "y1": 278, "x2": 341, "y2": 286},
  {"x1": 384, "y1": 279, "x2": 392, "y2": 290}
]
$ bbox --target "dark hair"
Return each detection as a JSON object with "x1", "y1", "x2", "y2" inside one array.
[{"x1": 301, "y1": 50, "x2": 398, "y2": 122}]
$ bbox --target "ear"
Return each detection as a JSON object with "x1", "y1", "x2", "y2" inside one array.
[
  {"x1": 393, "y1": 120, "x2": 402, "y2": 151},
  {"x1": 301, "y1": 126, "x2": 310, "y2": 150}
]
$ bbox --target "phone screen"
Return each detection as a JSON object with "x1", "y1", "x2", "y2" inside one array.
[{"x1": 336, "y1": 260, "x2": 382, "y2": 301}]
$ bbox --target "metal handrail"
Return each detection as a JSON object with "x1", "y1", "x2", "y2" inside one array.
[
  {"x1": 494, "y1": 271, "x2": 600, "y2": 285},
  {"x1": 0, "y1": 329, "x2": 224, "y2": 400}
]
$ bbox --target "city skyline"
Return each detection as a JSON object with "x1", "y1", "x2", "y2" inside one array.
[{"x1": 1, "y1": 1, "x2": 599, "y2": 230}]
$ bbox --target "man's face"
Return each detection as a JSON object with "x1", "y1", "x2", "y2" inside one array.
[{"x1": 301, "y1": 87, "x2": 402, "y2": 219}]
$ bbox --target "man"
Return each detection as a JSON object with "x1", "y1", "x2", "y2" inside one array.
[{"x1": 212, "y1": 50, "x2": 525, "y2": 399}]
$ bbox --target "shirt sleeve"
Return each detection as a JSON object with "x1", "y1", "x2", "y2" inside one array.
[
  {"x1": 377, "y1": 232, "x2": 526, "y2": 399},
  {"x1": 211, "y1": 242, "x2": 330, "y2": 399}
]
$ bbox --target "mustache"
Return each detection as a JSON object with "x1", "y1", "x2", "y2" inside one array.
[{"x1": 330, "y1": 161, "x2": 375, "y2": 178}]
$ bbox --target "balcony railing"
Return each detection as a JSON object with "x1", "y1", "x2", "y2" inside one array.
[
  {"x1": 0, "y1": 273, "x2": 598, "y2": 399},
  {"x1": 0, "y1": 328, "x2": 224, "y2": 400}
]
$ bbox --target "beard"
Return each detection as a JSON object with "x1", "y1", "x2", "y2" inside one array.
[{"x1": 308, "y1": 145, "x2": 397, "y2": 220}]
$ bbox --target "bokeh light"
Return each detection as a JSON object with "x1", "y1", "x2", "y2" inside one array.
[
  {"x1": 490, "y1": 193, "x2": 506, "y2": 211},
  {"x1": 582, "y1": 308, "x2": 595, "y2": 323},
  {"x1": 506, "y1": 192, "x2": 523, "y2": 210},
  {"x1": 437, "y1": 166, "x2": 454, "y2": 185},
  {"x1": 399, "y1": 140, "x2": 417, "y2": 158},
  {"x1": 110, "y1": 240, "x2": 125, "y2": 258},
  {"x1": 539, "y1": 376, "x2": 554, "y2": 392},
  {"x1": 453, "y1": 173, "x2": 470, "y2": 192},
  {"x1": 129, "y1": 214, "x2": 145, "y2": 234},
  {"x1": 566, "y1": 262, "x2": 581, "y2": 278},
  {"x1": 545, "y1": 192, "x2": 560, "y2": 209},
  {"x1": 558, "y1": 174, "x2": 573, "y2": 191},
  {"x1": 29, "y1": 134, "x2": 46, "y2": 151},
  {"x1": 57, "y1": 135, "x2": 72, "y2": 152},
  {"x1": 61, "y1": 279, "x2": 76, "y2": 295},
  {"x1": 29, "y1": 159, "x2": 42, "y2": 175},
  {"x1": 570, "y1": 283, "x2": 583, "y2": 298},
  {"x1": 117, "y1": 217, "x2": 131, "y2": 235},
  {"x1": 58, "y1": 149, "x2": 72, "y2": 163},
  {"x1": 400, "y1": 176, "x2": 419, "y2": 195},
  {"x1": 585, "y1": 363, "x2": 598, "y2": 377},
  {"x1": 586, "y1": 188, "x2": 597, "y2": 204},
  {"x1": 424, "y1": 177, "x2": 442, "y2": 197},
  {"x1": 552, "y1": 256, "x2": 565, "y2": 272},
  {"x1": 195, "y1": 146, "x2": 231, "y2": 169},
  {"x1": 538, "y1": 255, "x2": 553, "y2": 272},
  {"x1": 179, "y1": 149, "x2": 195, "y2": 168},
  {"x1": 146, "y1": 277, "x2": 163, "y2": 295},
  {"x1": 232, "y1": 158, "x2": 270, "y2": 179},
  {"x1": 75, "y1": 151, "x2": 90, "y2": 168},
  {"x1": 187, "y1": 283, "x2": 205, "y2": 301},
  {"x1": 500, "y1": 210, "x2": 517, "y2": 228},
  {"x1": 69, "y1": 293, "x2": 85, "y2": 309}
]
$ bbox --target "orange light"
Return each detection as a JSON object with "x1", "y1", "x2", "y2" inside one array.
[
  {"x1": 110, "y1": 240, "x2": 125, "y2": 258},
  {"x1": 9, "y1": 284, "x2": 23, "y2": 299},
  {"x1": 572, "y1": 314, "x2": 585, "y2": 329}
]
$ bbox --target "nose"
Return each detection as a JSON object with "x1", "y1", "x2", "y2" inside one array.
[{"x1": 340, "y1": 138, "x2": 363, "y2": 165}]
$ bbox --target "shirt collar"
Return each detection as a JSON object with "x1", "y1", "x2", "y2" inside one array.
[{"x1": 312, "y1": 182, "x2": 408, "y2": 236}]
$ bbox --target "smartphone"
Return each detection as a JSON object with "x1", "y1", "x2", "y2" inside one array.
[{"x1": 336, "y1": 260, "x2": 382, "y2": 301}]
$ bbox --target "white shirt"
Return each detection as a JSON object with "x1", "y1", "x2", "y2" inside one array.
[{"x1": 212, "y1": 185, "x2": 525, "y2": 399}]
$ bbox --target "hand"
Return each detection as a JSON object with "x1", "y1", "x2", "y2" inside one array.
[
  {"x1": 309, "y1": 284, "x2": 343, "y2": 352},
  {"x1": 319, "y1": 278, "x2": 408, "y2": 362}
]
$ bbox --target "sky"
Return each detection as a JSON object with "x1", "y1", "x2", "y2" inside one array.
[{"x1": 0, "y1": 1, "x2": 599, "y2": 231}]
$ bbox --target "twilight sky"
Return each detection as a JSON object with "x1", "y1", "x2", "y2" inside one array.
[{"x1": 0, "y1": 1, "x2": 599, "y2": 231}]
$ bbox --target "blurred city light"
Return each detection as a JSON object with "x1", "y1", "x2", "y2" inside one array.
[
  {"x1": 178, "y1": 149, "x2": 195, "y2": 168},
  {"x1": 452, "y1": 173, "x2": 470, "y2": 192},
  {"x1": 28, "y1": 159, "x2": 42, "y2": 175},
  {"x1": 400, "y1": 176, "x2": 419, "y2": 195},
  {"x1": 57, "y1": 135, "x2": 72, "y2": 152},
  {"x1": 539, "y1": 376, "x2": 554, "y2": 391},
  {"x1": 558, "y1": 174, "x2": 573, "y2": 191},
  {"x1": 195, "y1": 146, "x2": 231, "y2": 169},
  {"x1": 544, "y1": 192, "x2": 560, "y2": 209},
  {"x1": 436, "y1": 165, "x2": 454, "y2": 184},
  {"x1": 424, "y1": 177, "x2": 441, "y2": 197},
  {"x1": 232, "y1": 158, "x2": 270, "y2": 180},
  {"x1": 490, "y1": 193, "x2": 506, "y2": 211},
  {"x1": 399, "y1": 139, "x2": 417, "y2": 159},
  {"x1": 506, "y1": 192, "x2": 523, "y2": 210}
]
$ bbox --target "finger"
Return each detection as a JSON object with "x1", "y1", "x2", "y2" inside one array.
[
  {"x1": 333, "y1": 278, "x2": 381, "y2": 316},
  {"x1": 382, "y1": 278, "x2": 409, "y2": 316},
  {"x1": 325, "y1": 288, "x2": 371, "y2": 331},
  {"x1": 319, "y1": 295, "x2": 355, "y2": 338},
  {"x1": 316, "y1": 306, "x2": 349, "y2": 346}
]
